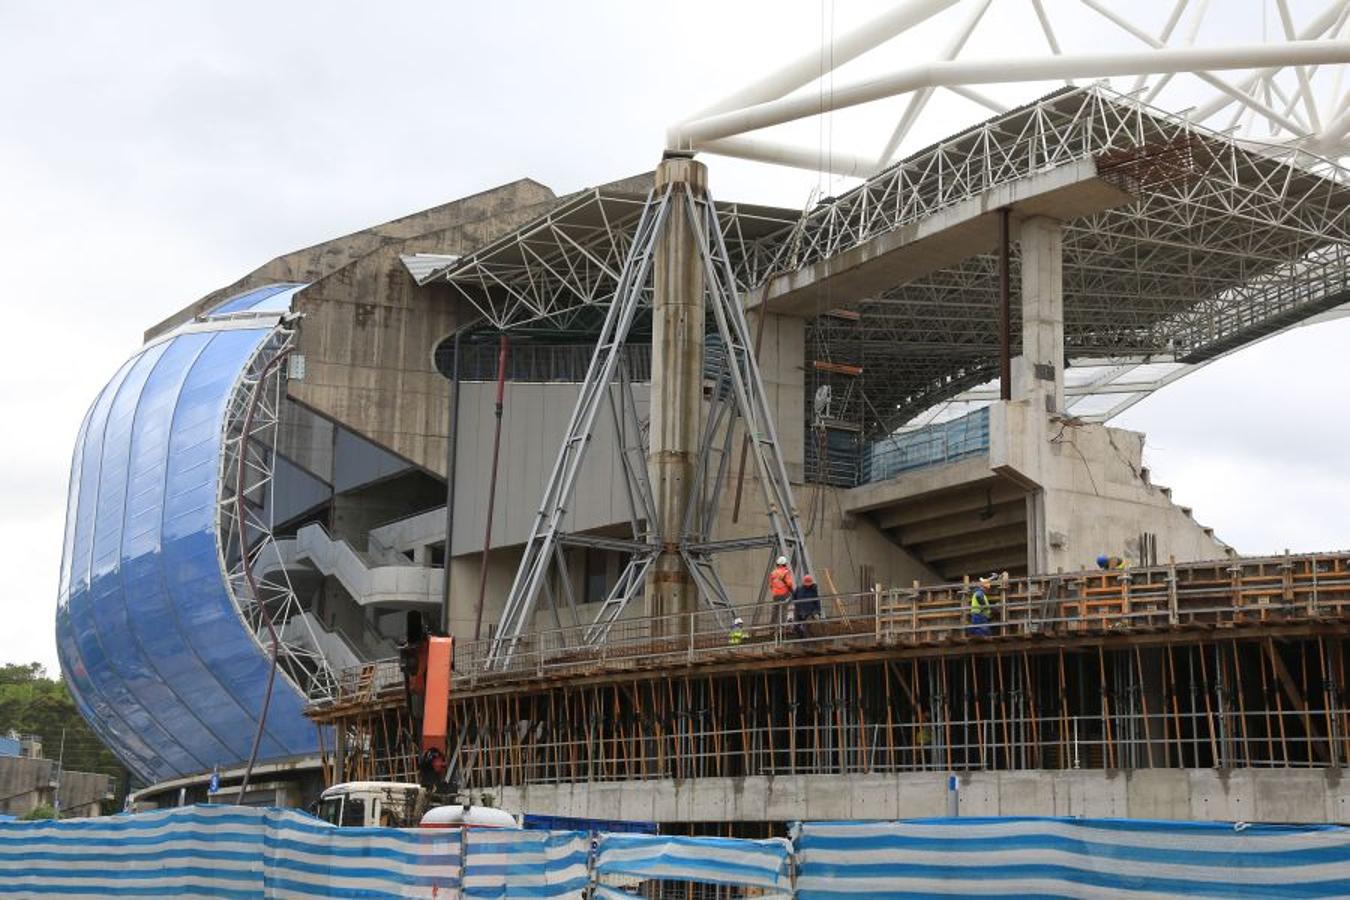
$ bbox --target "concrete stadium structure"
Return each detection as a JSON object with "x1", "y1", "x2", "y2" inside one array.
[{"x1": 58, "y1": 18, "x2": 1350, "y2": 822}]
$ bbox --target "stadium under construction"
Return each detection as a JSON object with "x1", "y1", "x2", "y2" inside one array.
[{"x1": 56, "y1": 2, "x2": 1350, "y2": 828}]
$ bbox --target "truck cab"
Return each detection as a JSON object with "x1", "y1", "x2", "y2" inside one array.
[{"x1": 315, "y1": 781, "x2": 425, "y2": 828}]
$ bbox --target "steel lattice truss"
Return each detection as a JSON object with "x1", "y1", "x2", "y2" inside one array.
[
  {"x1": 421, "y1": 187, "x2": 797, "y2": 332},
  {"x1": 426, "y1": 85, "x2": 1348, "y2": 435},
  {"x1": 783, "y1": 86, "x2": 1350, "y2": 429},
  {"x1": 217, "y1": 325, "x2": 338, "y2": 702}
]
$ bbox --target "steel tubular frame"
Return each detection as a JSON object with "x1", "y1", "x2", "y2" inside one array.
[
  {"x1": 431, "y1": 86, "x2": 1347, "y2": 437},
  {"x1": 486, "y1": 184, "x2": 814, "y2": 667},
  {"x1": 797, "y1": 86, "x2": 1350, "y2": 429},
  {"x1": 488, "y1": 187, "x2": 674, "y2": 668},
  {"x1": 670, "y1": 0, "x2": 1350, "y2": 169},
  {"x1": 217, "y1": 325, "x2": 338, "y2": 702}
]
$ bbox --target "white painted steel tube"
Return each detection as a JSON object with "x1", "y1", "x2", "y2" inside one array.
[
  {"x1": 682, "y1": 0, "x2": 962, "y2": 123},
  {"x1": 694, "y1": 136, "x2": 879, "y2": 178},
  {"x1": 1077, "y1": 0, "x2": 1306, "y2": 136},
  {"x1": 1189, "y1": 0, "x2": 1347, "y2": 121},
  {"x1": 674, "y1": 40, "x2": 1350, "y2": 146},
  {"x1": 876, "y1": 0, "x2": 993, "y2": 165}
]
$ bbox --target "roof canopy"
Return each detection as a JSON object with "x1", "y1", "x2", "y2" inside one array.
[{"x1": 423, "y1": 86, "x2": 1349, "y2": 433}]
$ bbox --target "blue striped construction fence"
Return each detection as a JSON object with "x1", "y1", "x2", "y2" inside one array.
[
  {"x1": 794, "y1": 817, "x2": 1350, "y2": 899},
  {"x1": 0, "y1": 804, "x2": 460, "y2": 898},
  {"x1": 595, "y1": 832, "x2": 791, "y2": 893},
  {"x1": 6, "y1": 804, "x2": 1350, "y2": 898}
]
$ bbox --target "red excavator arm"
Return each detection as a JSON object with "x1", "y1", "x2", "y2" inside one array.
[
  {"x1": 421, "y1": 635, "x2": 453, "y2": 777},
  {"x1": 402, "y1": 625, "x2": 454, "y2": 788}
]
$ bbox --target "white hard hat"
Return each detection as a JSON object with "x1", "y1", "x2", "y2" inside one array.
[
  {"x1": 776, "y1": 556, "x2": 789, "y2": 566},
  {"x1": 732, "y1": 617, "x2": 744, "y2": 626}
]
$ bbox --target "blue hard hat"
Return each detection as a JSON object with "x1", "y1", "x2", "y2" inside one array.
[{"x1": 1096, "y1": 555, "x2": 1109, "y2": 568}]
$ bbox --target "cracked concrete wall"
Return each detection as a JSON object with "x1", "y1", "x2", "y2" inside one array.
[{"x1": 991, "y1": 399, "x2": 1230, "y2": 571}]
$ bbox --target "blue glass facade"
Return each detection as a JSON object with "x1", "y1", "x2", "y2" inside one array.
[{"x1": 56, "y1": 285, "x2": 318, "y2": 784}]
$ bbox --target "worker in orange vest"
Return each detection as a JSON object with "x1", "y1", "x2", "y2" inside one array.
[{"x1": 769, "y1": 556, "x2": 795, "y2": 626}]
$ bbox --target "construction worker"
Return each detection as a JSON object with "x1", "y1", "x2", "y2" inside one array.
[
  {"x1": 728, "y1": 616, "x2": 747, "y2": 645},
  {"x1": 968, "y1": 577, "x2": 992, "y2": 636},
  {"x1": 768, "y1": 555, "x2": 795, "y2": 625},
  {"x1": 794, "y1": 574, "x2": 821, "y2": 631},
  {"x1": 1096, "y1": 554, "x2": 1128, "y2": 571}
]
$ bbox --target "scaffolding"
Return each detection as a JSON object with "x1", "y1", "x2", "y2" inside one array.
[{"x1": 306, "y1": 551, "x2": 1350, "y2": 789}]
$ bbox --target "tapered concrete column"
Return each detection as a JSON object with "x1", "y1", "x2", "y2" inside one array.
[
  {"x1": 646, "y1": 156, "x2": 707, "y2": 620},
  {"x1": 1013, "y1": 215, "x2": 1065, "y2": 414}
]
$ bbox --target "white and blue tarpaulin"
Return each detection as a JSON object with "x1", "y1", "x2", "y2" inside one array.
[
  {"x1": 594, "y1": 832, "x2": 792, "y2": 898},
  {"x1": 462, "y1": 828, "x2": 589, "y2": 900},
  {"x1": 794, "y1": 817, "x2": 1350, "y2": 899},
  {"x1": 0, "y1": 803, "x2": 461, "y2": 899}
]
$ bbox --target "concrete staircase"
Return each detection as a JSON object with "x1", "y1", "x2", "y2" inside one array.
[{"x1": 294, "y1": 523, "x2": 442, "y2": 609}]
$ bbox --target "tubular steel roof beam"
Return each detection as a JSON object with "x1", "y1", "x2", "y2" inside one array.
[{"x1": 673, "y1": 41, "x2": 1350, "y2": 148}]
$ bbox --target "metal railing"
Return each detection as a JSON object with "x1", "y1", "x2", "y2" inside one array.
[{"x1": 449, "y1": 552, "x2": 1350, "y2": 689}]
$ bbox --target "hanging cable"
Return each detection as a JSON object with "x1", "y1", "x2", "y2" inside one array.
[{"x1": 473, "y1": 334, "x2": 510, "y2": 641}]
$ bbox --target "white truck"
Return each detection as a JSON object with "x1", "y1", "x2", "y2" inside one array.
[
  {"x1": 315, "y1": 781, "x2": 517, "y2": 829},
  {"x1": 315, "y1": 781, "x2": 426, "y2": 828}
]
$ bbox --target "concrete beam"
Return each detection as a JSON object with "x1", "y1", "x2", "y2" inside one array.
[
  {"x1": 935, "y1": 546, "x2": 1031, "y2": 577},
  {"x1": 494, "y1": 767, "x2": 1350, "y2": 824},
  {"x1": 895, "y1": 499, "x2": 1026, "y2": 545},
  {"x1": 914, "y1": 522, "x2": 1028, "y2": 564},
  {"x1": 844, "y1": 459, "x2": 999, "y2": 515},
  {"x1": 852, "y1": 473, "x2": 1028, "y2": 528},
  {"x1": 744, "y1": 160, "x2": 1131, "y2": 317}
]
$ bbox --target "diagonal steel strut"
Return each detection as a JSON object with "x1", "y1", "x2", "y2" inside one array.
[{"x1": 487, "y1": 180, "x2": 813, "y2": 668}]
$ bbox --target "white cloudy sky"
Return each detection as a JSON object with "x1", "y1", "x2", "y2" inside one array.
[{"x1": 1, "y1": 1, "x2": 1345, "y2": 673}]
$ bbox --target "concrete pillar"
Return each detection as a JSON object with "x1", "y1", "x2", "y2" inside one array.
[
  {"x1": 1013, "y1": 215, "x2": 1065, "y2": 414},
  {"x1": 751, "y1": 311, "x2": 806, "y2": 480},
  {"x1": 646, "y1": 156, "x2": 708, "y2": 620}
]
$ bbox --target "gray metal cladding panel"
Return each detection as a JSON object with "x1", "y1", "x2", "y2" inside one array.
[
  {"x1": 450, "y1": 382, "x2": 649, "y2": 556},
  {"x1": 56, "y1": 288, "x2": 317, "y2": 784}
]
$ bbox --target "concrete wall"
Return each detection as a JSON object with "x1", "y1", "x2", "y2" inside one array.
[
  {"x1": 0, "y1": 758, "x2": 114, "y2": 818},
  {"x1": 755, "y1": 312, "x2": 805, "y2": 479},
  {"x1": 495, "y1": 768, "x2": 1350, "y2": 825},
  {"x1": 286, "y1": 179, "x2": 561, "y2": 476},
  {"x1": 144, "y1": 178, "x2": 558, "y2": 341},
  {"x1": 991, "y1": 399, "x2": 1229, "y2": 571}
]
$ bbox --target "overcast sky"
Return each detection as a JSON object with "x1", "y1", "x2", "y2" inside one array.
[{"x1": 1, "y1": 1, "x2": 1345, "y2": 674}]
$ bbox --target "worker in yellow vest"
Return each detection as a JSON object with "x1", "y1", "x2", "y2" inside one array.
[
  {"x1": 728, "y1": 616, "x2": 747, "y2": 645},
  {"x1": 968, "y1": 577, "x2": 992, "y2": 636}
]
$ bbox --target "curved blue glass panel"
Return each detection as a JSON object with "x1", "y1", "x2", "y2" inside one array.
[
  {"x1": 209, "y1": 283, "x2": 304, "y2": 316},
  {"x1": 57, "y1": 285, "x2": 317, "y2": 784}
]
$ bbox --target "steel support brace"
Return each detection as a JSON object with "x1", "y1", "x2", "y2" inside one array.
[{"x1": 487, "y1": 181, "x2": 813, "y2": 667}]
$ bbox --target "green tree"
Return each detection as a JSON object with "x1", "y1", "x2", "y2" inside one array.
[{"x1": 0, "y1": 662, "x2": 129, "y2": 810}]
